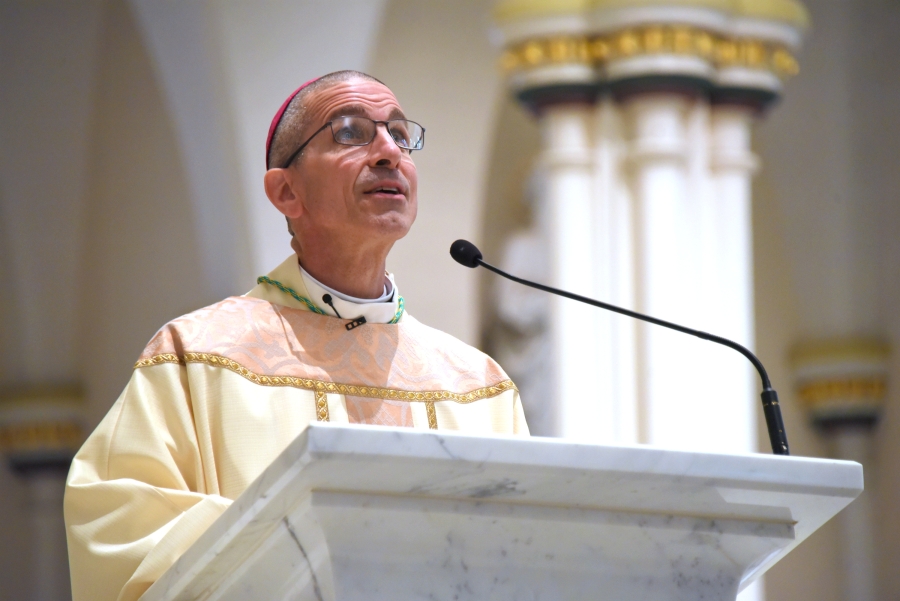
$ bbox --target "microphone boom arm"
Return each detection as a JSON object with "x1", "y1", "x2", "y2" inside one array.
[{"x1": 475, "y1": 257, "x2": 789, "y2": 456}]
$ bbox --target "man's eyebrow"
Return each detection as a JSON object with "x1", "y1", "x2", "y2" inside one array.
[
  {"x1": 387, "y1": 107, "x2": 407, "y2": 120},
  {"x1": 326, "y1": 104, "x2": 366, "y2": 120},
  {"x1": 326, "y1": 104, "x2": 408, "y2": 121}
]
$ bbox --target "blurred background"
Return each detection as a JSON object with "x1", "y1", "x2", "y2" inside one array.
[{"x1": 0, "y1": 1, "x2": 897, "y2": 600}]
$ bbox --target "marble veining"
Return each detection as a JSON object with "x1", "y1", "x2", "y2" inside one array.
[
  {"x1": 283, "y1": 517, "x2": 323, "y2": 601},
  {"x1": 141, "y1": 423, "x2": 862, "y2": 601}
]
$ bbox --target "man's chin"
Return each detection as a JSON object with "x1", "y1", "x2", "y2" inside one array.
[
  {"x1": 363, "y1": 211, "x2": 415, "y2": 240},
  {"x1": 358, "y1": 194, "x2": 413, "y2": 217}
]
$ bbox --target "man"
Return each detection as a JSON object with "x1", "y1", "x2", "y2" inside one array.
[{"x1": 64, "y1": 70, "x2": 529, "y2": 601}]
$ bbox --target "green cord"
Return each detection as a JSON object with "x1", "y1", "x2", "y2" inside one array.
[
  {"x1": 392, "y1": 295, "x2": 404, "y2": 324},
  {"x1": 257, "y1": 276, "x2": 326, "y2": 315},
  {"x1": 257, "y1": 276, "x2": 405, "y2": 324}
]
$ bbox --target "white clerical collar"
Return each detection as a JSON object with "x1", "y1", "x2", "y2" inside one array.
[
  {"x1": 301, "y1": 265, "x2": 393, "y2": 303},
  {"x1": 299, "y1": 264, "x2": 399, "y2": 324}
]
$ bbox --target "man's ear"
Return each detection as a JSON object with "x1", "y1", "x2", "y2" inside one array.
[{"x1": 264, "y1": 168, "x2": 303, "y2": 218}]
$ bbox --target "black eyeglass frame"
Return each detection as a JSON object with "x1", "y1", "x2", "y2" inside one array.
[{"x1": 280, "y1": 117, "x2": 425, "y2": 169}]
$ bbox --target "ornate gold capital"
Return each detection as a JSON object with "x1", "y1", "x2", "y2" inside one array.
[
  {"x1": 499, "y1": 26, "x2": 799, "y2": 78},
  {"x1": 0, "y1": 422, "x2": 83, "y2": 455},
  {"x1": 791, "y1": 339, "x2": 890, "y2": 426},
  {"x1": 0, "y1": 384, "x2": 86, "y2": 466}
]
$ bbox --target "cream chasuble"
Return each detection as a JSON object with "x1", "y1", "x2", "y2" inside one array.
[{"x1": 65, "y1": 255, "x2": 528, "y2": 601}]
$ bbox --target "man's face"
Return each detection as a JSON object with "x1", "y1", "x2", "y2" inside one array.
[{"x1": 288, "y1": 79, "x2": 418, "y2": 251}]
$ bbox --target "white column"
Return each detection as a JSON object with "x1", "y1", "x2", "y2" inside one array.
[
  {"x1": 539, "y1": 105, "x2": 600, "y2": 441},
  {"x1": 627, "y1": 95, "x2": 759, "y2": 457},
  {"x1": 709, "y1": 107, "x2": 757, "y2": 340},
  {"x1": 592, "y1": 96, "x2": 638, "y2": 444},
  {"x1": 626, "y1": 94, "x2": 695, "y2": 448},
  {"x1": 709, "y1": 105, "x2": 763, "y2": 601},
  {"x1": 707, "y1": 106, "x2": 759, "y2": 453}
]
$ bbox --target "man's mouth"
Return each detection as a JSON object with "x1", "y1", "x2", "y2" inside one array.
[{"x1": 365, "y1": 184, "x2": 405, "y2": 196}]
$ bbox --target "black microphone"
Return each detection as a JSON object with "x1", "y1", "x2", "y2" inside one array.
[
  {"x1": 321, "y1": 294, "x2": 342, "y2": 318},
  {"x1": 450, "y1": 238, "x2": 790, "y2": 456}
]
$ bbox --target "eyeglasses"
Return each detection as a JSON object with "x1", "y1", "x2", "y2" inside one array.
[{"x1": 281, "y1": 116, "x2": 425, "y2": 168}]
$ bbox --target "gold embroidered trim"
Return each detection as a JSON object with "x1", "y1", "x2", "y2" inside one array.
[
  {"x1": 425, "y1": 401, "x2": 438, "y2": 430},
  {"x1": 134, "y1": 352, "x2": 516, "y2": 404},
  {"x1": 315, "y1": 390, "x2": 330, "y2": 422},
  {"x1": 134, "y1": 354, "x2": 181, "y2": 369}
]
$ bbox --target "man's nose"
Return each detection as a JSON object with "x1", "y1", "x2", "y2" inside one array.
[{"x1": 369, "y1": 122, "x2": 403, "y2": 167}]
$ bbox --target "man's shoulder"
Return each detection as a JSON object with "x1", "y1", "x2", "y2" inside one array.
[
  {"x1": 401, "y1": 314, "x2": 507, "y2": 375},
  {"x1": 135, "y1": 296, "x2": 277, "y2": 366}
]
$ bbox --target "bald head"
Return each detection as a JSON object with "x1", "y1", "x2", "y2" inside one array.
[{"x1": 267, "y1": 70, "x2": 385, "y2": 170}]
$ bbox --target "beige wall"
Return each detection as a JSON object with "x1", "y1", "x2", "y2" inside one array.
[
  {"x1": 0, "y1": 0, "x2": 210, "y2": 596},
  {"x1": 0, "y1": 2, "x2": 102, "y2": 597},
  {"x1": 752, "y1": 1, "x2": 900, "y2": 598},
  {"x1": 77, "y1": 0, "x2": 214, "y2": 427},
  {"x1": 752, "y1": 175, "x2": 844, "y2": 600}
]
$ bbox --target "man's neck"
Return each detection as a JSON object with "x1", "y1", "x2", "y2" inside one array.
[{"x1": 293, "y1": 240, "x2": 389, "y2": 300}]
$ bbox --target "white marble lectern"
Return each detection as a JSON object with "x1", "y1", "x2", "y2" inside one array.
[{"x1": 141, "y1": 423, "x2": 862, "y2": 601}]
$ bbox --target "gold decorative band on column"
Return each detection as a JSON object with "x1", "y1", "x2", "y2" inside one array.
[
  {"x1": 499, "y1": 27, "x2": 799, "y2": 77},
  {"x1": 315, "y1": 390, "x2": 330, "y2": 422},
  {"x1": 425, "y1": 401, "x2": 438, "y2": 430},
  {"x1": 798, "y1": 378, "x2": 886, "y2": 408},
  {"x1": 791, "y1": 339, "x2": 890, "y2": 426},
  {"x1": 0, "y1": 384, "x2": 86, "y2": 471},
  {"x1": 500, "y1": 35, "x2": 592, "y2": 70},
  {"x1": 0, "y1": 421, "x2": 83, "y2": 454}
]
